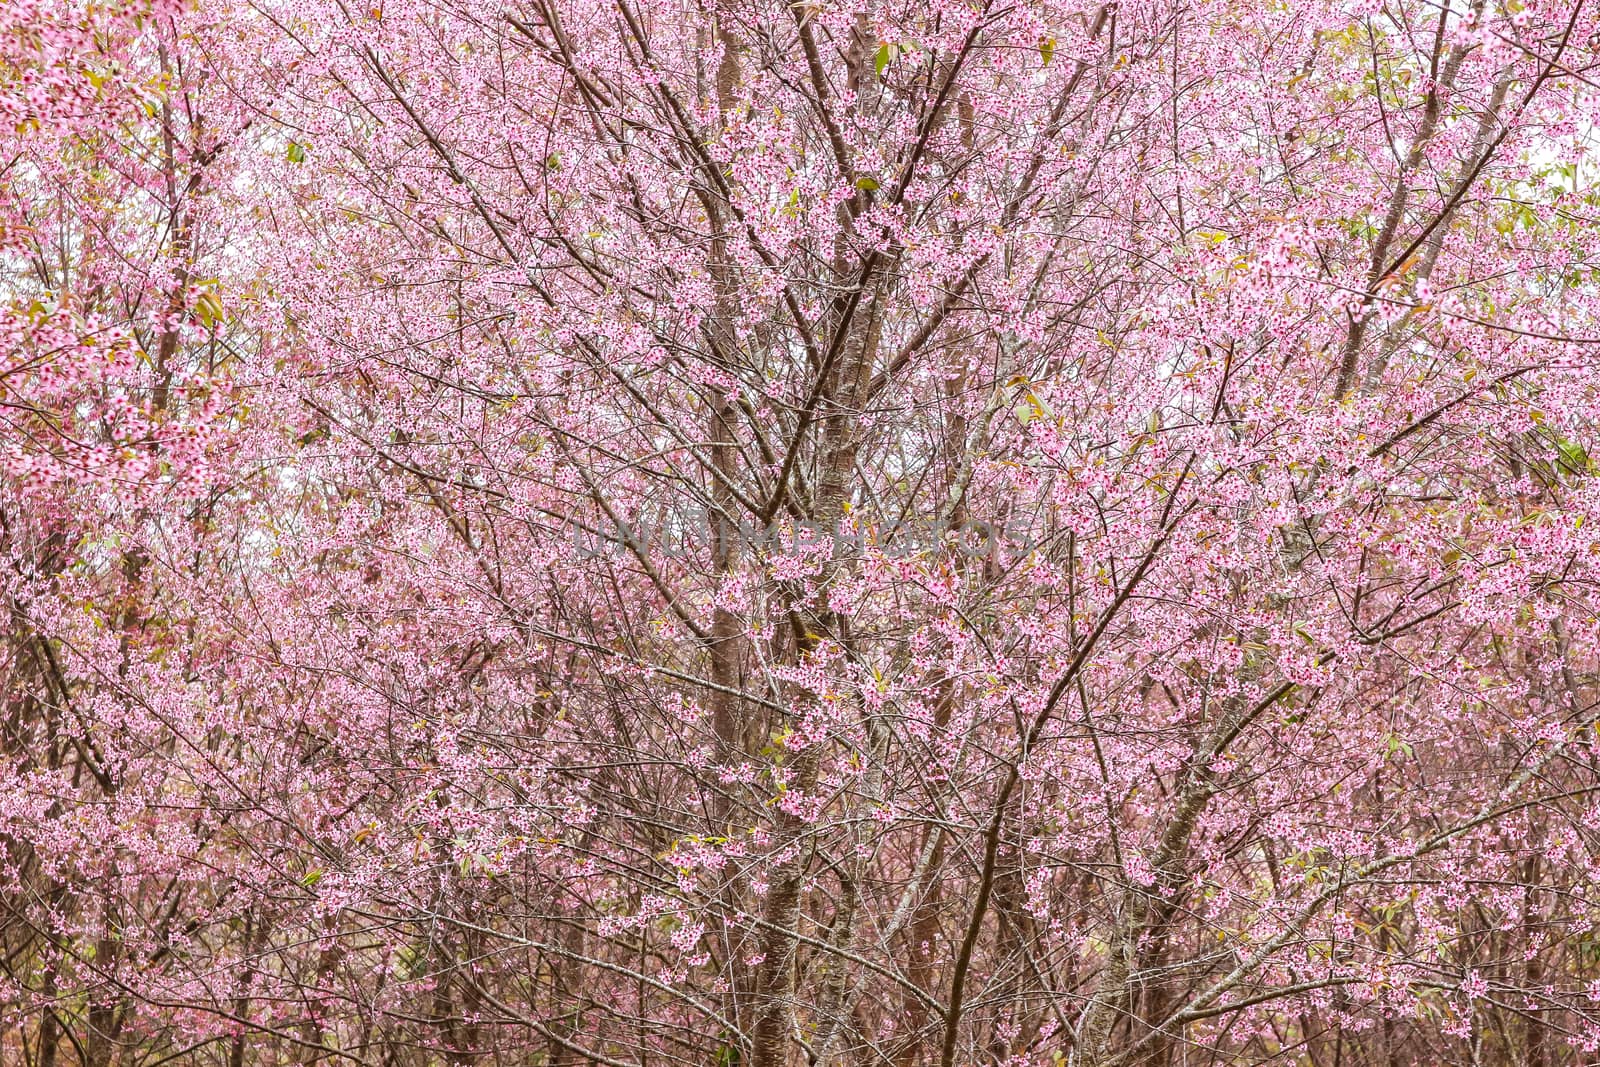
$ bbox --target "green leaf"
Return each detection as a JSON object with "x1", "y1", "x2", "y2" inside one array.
[
  {"x1": 1383, "y1": 733, "x2": 1414, "y2": 761},
  {"x1": 196, "y1": 291, "x2": 223, "y2": 329},
  {"x1": 286, "y1": 141, "x2": 307, "y2": 163},
  {"x1": 1039, "y1": 37, "x2": 1055, "y2": 66},
  {"x1": 1556, "y1": 437, "x2": 1593, "y2": 475},
  {"x1": 874, "y1": 43, "x2": 893, "y2": 77}
]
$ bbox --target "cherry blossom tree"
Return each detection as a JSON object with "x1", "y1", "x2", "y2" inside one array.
[{"x1": 10, "y1": 0, "x2": 1600, "y2": 1064}]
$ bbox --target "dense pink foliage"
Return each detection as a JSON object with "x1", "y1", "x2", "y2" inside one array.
[{"x1": 8, "y1": 0, "x2": 1600, "y2": 1064}]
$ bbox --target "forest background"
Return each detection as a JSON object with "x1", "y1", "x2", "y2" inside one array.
[{"x1": 9, "y1": 0, "x2": 1600, "y2": 1064}]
